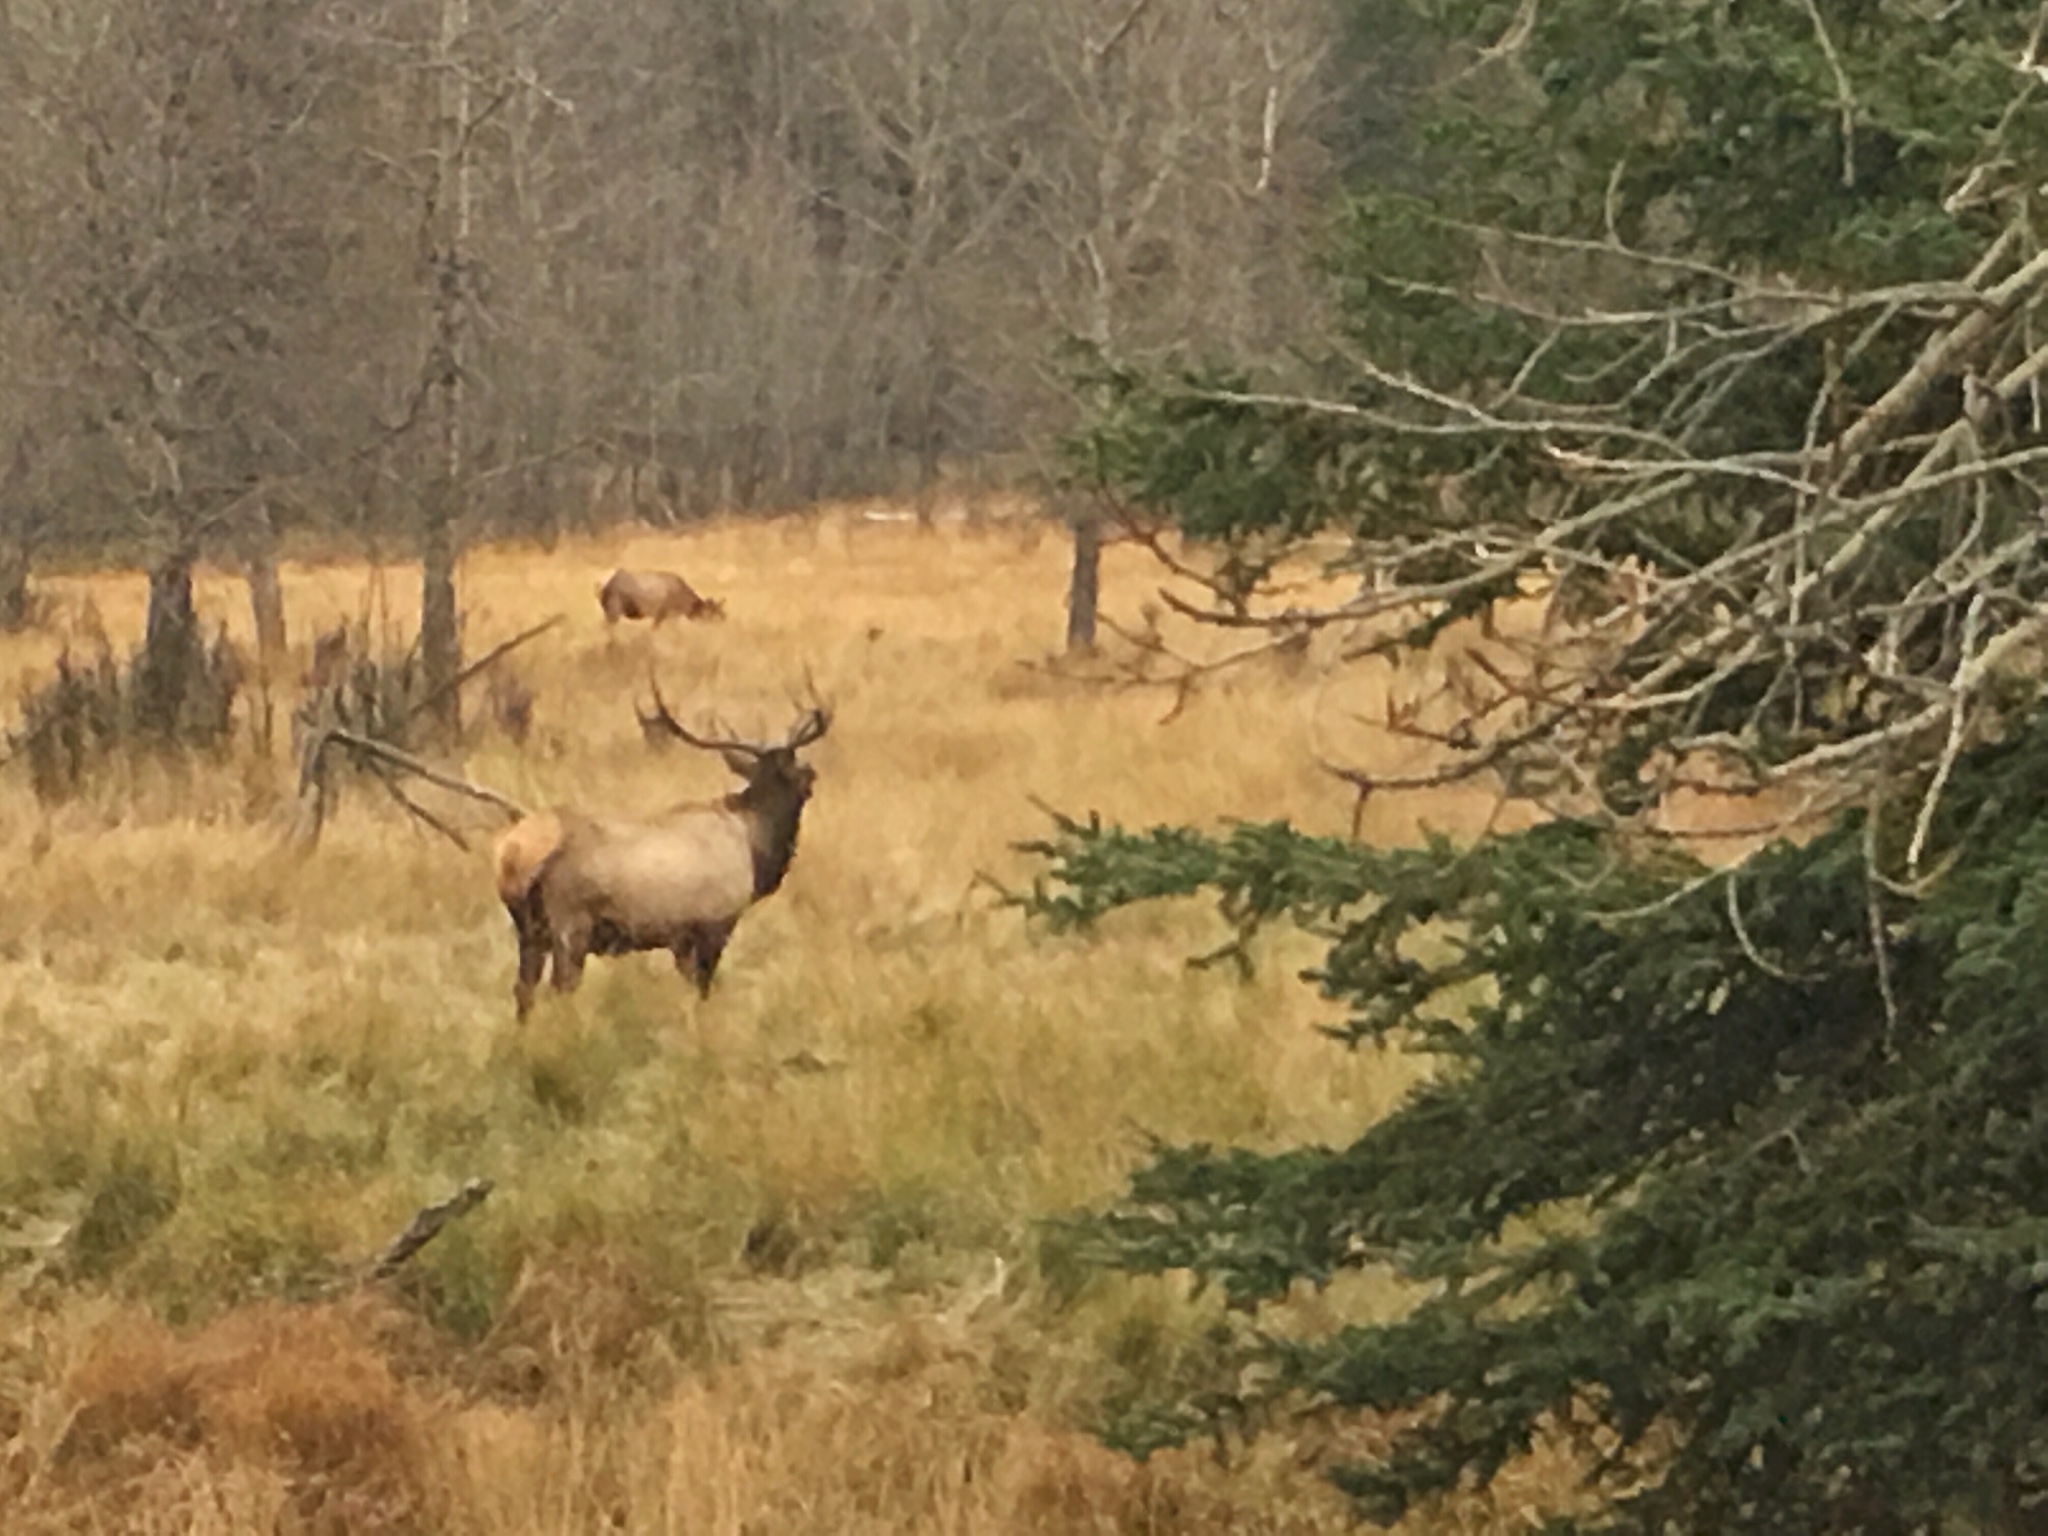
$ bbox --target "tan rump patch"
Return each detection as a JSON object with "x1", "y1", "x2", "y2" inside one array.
[{"x1": 494, "y1": 812, "x2": 565, "y2": 904}]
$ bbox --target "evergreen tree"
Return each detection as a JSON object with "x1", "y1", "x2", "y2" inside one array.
[{"x1": 1032, "y1": 1, "x2": 2048, "y2": 1528}]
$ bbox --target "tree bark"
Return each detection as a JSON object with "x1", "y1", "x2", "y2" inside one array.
[
  {"x1": 243, "y1": 503, "x2": 288, "y2": 668},
  {"x1": 136, "y1": 540, "x2": 200, "y2": 740},
  {"x1": 419, "y1": 0, "x2": 473, "y2": 747},
  {"x1": 1066, "y1": 506, "x2": 1102, "y2": 653},
  {"x1": 241, "y1": 502, "x2": 288, "y2": 755},
  {"x1": 420, "y1": 461, "x2": 462, "y2": 742},
  {"x1": 0, "y1": 436, "x2": 34, "y2": 632},
  {"x1": 0, "y1": 529, "x2": 27, "y2": 632}
]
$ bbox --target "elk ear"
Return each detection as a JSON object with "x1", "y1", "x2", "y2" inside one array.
[{"x1": 721, "y1": 748, "x2": 755, "y2": 777}]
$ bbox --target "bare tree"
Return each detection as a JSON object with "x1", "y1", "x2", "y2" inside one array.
[
  {"x1": 0, "y1": 9, "x2": 62, "y2": 633},
  {"x1": 0, "y1": 434, "x2": 47, "y2": 632},
  {"x1": 1022, "y1": 0, "x2": 1338, "y2": 650},
  {"x1": 235, "y1": 498, "x2": 289, "y2": 752},
  {"x1": 415, "y1": 0, "x2": 478, "y2": 744},
  {"x1": 7, "y1": 0, "x2": 372, "y2": 720},
  {"x1": 828, "y1": 0, "x2": 1044, "y2": 509},
  {"x1": 307, "y1": 0, "x2": 582, "y2": 736},
  {"x1": 1064, "y1": 497, "x2": 1103, "y2": 651}
]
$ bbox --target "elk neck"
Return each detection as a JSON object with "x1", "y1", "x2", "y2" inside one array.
[{"x1": 727, "y1": 781, "x2": 811, "y2": 898}]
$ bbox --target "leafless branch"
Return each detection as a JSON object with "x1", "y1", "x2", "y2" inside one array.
[
  {"x1": 1725, "y1": 871, "x2": 1807, "y2": 982},
  {"x1": 403, "y1": 613, "x2": 563, "y2": 726},
  {"x1": 1088, "y1": 0, "x2": 1157, "y2": 65},
  {"x1": 321, "y1": 728, "x2": 530, "y2": 819},
  {"x1": 1905, "y1": 593, "x2": 1985, "y2": 880},
  {"x1": 1864, "y1": 805, "x2": 1900, "y2": 1055},
  {"x1": 1081, "y1": 196, "x2": 2048, "y2": 864},
  {"x1": 371, "y1": 1178, "x2": 494, "y2": 1280},
  {"x1": 369, "y1": 761, "x2": 475, "y2": 851},
  {"x1": 1797, "y1": 0, "x2": 1858, "y2": 188},
  {"x1": 1480, "y1": 0, "x2": 1540, "y2": 59}
]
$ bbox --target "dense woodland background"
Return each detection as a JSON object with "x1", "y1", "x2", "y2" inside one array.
[{"x1": 0, "y1": 0, "x2": 1404, "y2": 592}]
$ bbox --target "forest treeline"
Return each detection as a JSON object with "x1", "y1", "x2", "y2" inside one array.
[{"x1": 0, "y1": 0, "x2": 1415, "y2": 617}]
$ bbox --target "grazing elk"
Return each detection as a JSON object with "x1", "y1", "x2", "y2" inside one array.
[
  {"x1": 597, "y1": 569, "x2": 726, "y2": 626},
  {"x1": 492, "y1": 687, "x2": 831, "y2": 1019}
]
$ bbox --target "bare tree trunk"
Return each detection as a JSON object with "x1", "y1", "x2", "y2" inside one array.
[
  {"x1": 1066, "y1": 505, "x2": 1102, "y2": 653},
  {"x1": 420, "y1": 0, "x2": 473, "y2": 746},
  {"x1": 0, "y1": 435, "x2": 35, "y2": 632},
  {"x1": 241, "y1": 502, "x2": 288, "y2": 755},
  {"x1": 528, "y1": 457, "x2": 561, "y2": 551},
  {"x1": 243, "y1": 503, "x2": 288, "y2": 666},
  {"x1": 137, "y1": 539, "x2": 200, "y2": 739},
  {"x1": 421, "y1": 457, "x2": 462, "y2": 740},
  {"x1": 0, "y1": 525, "x2": 27, "y2": 632}
]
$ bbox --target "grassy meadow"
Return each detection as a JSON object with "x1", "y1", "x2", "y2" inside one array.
[{"x1": 0, "y1": 505, "x2": 1649, "y2": 1534}]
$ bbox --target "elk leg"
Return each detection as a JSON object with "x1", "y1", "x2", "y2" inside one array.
[
  {"x1": 508, "y1": 896, "x2": 550, "y2": 1020},
  {"x1": 515, "y1": 929, "x2": 549, "y2": 1020},
  {"x1": 681, "y1": 921, "x2": 734, "y2": 998},
  {"x1": 551, "y1": 923, "x2": 591, "y2": 994}
]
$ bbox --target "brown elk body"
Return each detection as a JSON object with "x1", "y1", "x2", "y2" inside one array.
[
  {"x1": 597, "y1": 569, "x2": 725, "y2": 626},
  {"x1": 493, "y1": 693, "x2": 829, "y2": 1019}
]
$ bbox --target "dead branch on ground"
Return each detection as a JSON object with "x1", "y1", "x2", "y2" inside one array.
[{"x1": 370, "y1": 1178, "x2": 495, "y2": 1281}]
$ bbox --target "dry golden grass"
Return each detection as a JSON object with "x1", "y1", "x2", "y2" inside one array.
[{"x1": 0, "y1": 504, "x2": 1659, "y2": 1533}]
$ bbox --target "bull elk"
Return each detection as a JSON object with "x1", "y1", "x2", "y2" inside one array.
[
  {"x1": 598, "y1": 569, "x2": 725, "y2": 626},
  {"x1": 492, "y1": 687, "x2": 831, "y2": 1019}
]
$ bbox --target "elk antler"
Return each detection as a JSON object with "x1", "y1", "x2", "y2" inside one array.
[
  {"x1": 784, "y1": 705, "x2": 831, "y2": 749},
  {"x1": 776, "y1": 663, "x2": 833, "y2": 749},
  {"x1": 637, "y1": 675, "x2": 765, "y2": 756},
  {"x1": 638, "y1": 674, "x2": 831, "y2": 756}
]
